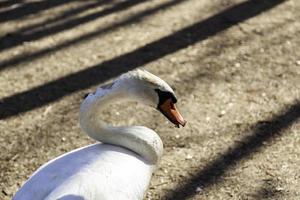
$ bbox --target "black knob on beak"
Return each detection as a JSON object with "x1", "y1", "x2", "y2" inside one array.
[{"x1": 83, "y1": 93, "x2": 89, "y2": 99}]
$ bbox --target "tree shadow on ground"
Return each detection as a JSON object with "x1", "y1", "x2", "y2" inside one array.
[
  {"x1": 0, "y1": 0, "x2": 147, "y2": 52},
  {"x1": 0, "y1": 0, "x2": 111, "y2": 47},
  {"x1": 164, "y1": 102, "x2": 300, "y2": 200},
  {"x1": 0, "y1": 0, "x2": 284, "y2": 120},
  {"x1": 0, "y1": 0, "x2": 187, "y2": 70},
  {"x1": 0, "y1": 0, "x2": 78, "y2": 23}
]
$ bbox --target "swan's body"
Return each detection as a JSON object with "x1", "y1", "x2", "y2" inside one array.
[
  {"x1": 14, "y1": 144, "x2": 153, "y2": 200},
  {"x1": 13, "y1": 70, "x2": 185, "y2": 200}
]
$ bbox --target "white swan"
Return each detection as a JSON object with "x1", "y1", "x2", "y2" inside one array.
[{"x1": 13, "y1": 69, "x2": 186, "y2": 200}]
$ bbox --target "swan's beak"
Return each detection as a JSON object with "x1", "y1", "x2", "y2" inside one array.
[{"x1": 158, "y1": 99, "x2": 186, "y2": 128}]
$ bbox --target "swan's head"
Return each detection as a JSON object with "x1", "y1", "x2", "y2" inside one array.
[
  {"x1": 84, "y1": 69, "x2": 186, "y2": 127},
  {"x1": 114, "y1": 69, "x2": 186, "y2": 127}
]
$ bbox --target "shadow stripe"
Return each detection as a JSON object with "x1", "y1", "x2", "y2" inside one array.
[
  {"x1": 0, "y1": 0, "x2": 77, "y2": 23},
  {"x1": 0, "y1": 0, "x2": 112, "y2": 41},
  {"x1": 0, "y1": 0, "x2": 145, "y2": 51},
  {"x1": 0, "y1": 0, "x2": 187, "y2": 71}
]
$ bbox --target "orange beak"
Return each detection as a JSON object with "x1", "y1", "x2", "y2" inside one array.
[{"x1": 158, "y1": 99, "x2": 186, "y2": 128}]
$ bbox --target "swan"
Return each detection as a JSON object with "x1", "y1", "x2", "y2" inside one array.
[{"x1": 13, "y1": 69, "x2": 186, "y2": 200}]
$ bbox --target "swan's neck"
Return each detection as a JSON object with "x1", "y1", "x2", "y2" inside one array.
[{"x1": 79, "y1": 85, "x2": 163, "y2": 165}]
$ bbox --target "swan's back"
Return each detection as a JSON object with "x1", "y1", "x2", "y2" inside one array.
[{"x1": 13, "y1": 143, "x2": 154, "y2": 200}]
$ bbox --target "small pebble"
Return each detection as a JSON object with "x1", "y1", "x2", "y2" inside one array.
[
  {"x1": 276, "y1": 187, "x2": 284, "y2": 191},
  {"x1": 43, "y1": 106, "x2": 52, "y2": 115},
  {"x1": 196, "y1": 186, "x2": 203, "y2": 193},
  {"x1": 170, "y1": 57, "x2": 178, "y2": 63},
  {"x1": 234, "y1": 63, "x2": 241, "y2": 68},
  {"x1": 113, "y1": 36, "x2": 122, "y2": 41}
]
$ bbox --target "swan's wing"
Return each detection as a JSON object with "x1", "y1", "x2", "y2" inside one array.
[{"x1": 13, "y1": 143, "x2": 153, "y2": 200}]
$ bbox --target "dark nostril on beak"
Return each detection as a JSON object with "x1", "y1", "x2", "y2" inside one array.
[{"x1": 83, "y1": 93, "x2": 89, "y2": 99}]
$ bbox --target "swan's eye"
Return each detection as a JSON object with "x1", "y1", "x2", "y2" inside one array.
[{"x1": 154, "y1": 89, "x2": 177, "y2": 107}]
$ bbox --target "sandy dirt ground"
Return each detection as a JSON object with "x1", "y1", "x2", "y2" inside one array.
[{"x1": 0, "y1": 0, "x2": 299, "y2": 199}]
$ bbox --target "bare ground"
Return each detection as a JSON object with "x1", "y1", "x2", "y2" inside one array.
[{"x1": 0, "y1": 0, "x2": 299, "y2": 199}]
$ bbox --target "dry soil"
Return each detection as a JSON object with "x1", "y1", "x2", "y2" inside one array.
[{"x1": 0, "y1": 0, "x2": 299, "y2": 199}]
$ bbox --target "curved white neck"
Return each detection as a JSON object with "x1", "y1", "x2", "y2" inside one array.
[{"x1": 79, "y1": 85, "x2": 163, "y2": 165}]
